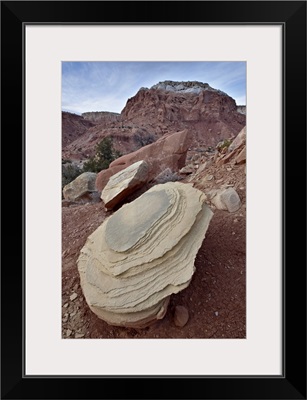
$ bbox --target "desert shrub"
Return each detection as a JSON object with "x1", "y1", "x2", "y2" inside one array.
[
  {"x1": 82, "y1": 137, "x2": 121, "y2": 173},
  {"x1": 133, "y1": 132, "x2": 155, "y2": 149},
  {"x1": 154, "y1": 168, "x2": 183, "y2": 184},
  {"x1": 62, "y1": 163, "x2": 82, "y2": 189},
  {"x1": 217, "y1": 138, "x2": 232, "y2": 151},
  {"x1": 62, "y1": 159, "x2": 72, "y2": 164}
]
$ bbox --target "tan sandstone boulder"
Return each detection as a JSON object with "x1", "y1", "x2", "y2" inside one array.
[
  {"x1": 101, "y1": 160, "x2": 149, "y2": 210},
  {"x1": 93, "y1": 166, "x2": 123, "y2": 195},
  {"x1": 96, "y1": 129, "x2": 192, "y2": 192},
  {"x1": 77, "y1": 182, "x2": 213, "y2": 328},
  {"x1": 63, "y1": 172, "x2": 97, "y2": 201},
  {"x1": 209, "y1": 187, "x2": 241, "y2": 213}
]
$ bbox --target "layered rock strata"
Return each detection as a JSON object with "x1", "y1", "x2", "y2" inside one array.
[
  {"x1": 101, "y1": 160, "x2": 149, "y2": 210},
  {"x1": 77, "y1": 182, "x2": 213, "y2": 328},
  {"x1": 81, "y1": 111, "x2": 120, "y2": 124}
]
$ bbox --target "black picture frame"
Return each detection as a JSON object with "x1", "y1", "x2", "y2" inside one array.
[{"x1": 1, "y1": 1, "x2": 306, "y2": 399}]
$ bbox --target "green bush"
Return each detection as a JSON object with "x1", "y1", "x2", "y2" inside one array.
[
  {"x1": 82, "y1": 137, "x2": 121, "y2": 173},
  {"x1": 62, "y1": 163, "x2": 81, "y2": 189},
  {"x1": 216, "y1": 138, "x2": 232, "y2": 152},
  {"x1": 219, "y1": 139, "x2": 232, "y2": 150}
]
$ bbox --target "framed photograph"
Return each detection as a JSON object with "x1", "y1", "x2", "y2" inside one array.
[{"x1": 1, "y1": 1, "x2": 306, "y2": 399}]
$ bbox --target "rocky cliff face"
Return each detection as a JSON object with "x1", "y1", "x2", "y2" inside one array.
[
  {"x1": 62, "y1": 80, "x2": 246, "y2": 161},
  {"x1": 82, "y1": 111, "x2": 121, "y2": 124},
  {"x1": 121, "y1": 81, "x2": 245, "y2": 144},
  {"x1": 62, "y1": 112, "x2": 95, "y2": 148}
]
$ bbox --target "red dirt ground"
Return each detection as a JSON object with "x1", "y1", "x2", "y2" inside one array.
[{"x1": 62, "y1": 161, "x2": 246, "y2": 339}]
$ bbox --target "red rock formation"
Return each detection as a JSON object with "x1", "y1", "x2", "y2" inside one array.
[
  {"x1": 96, "y1": 129, "x2": 192, "y2": 192},
  {"x1": 62, "y1": 81, "x2": 246, "y2": 162},
  {"x1": 121, "y1": 81, "x2": 245, "y2": 146},
  {"x1": 62, "y1": 112, "x2": 95, "y2": 148}
]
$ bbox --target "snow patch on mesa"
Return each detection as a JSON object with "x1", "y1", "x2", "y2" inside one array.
[{"x1": 151, "y1": 81, "x2": 228, "y2": 96}]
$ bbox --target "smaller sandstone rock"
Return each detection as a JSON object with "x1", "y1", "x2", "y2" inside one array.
[
  {"x1": 220, "y1": 188, "x2": 241, "y2": 212},
  {"x1": 228, "y1": 126, "x2": 246, "y2": 153},
  {"x1": 174, "y1": 305, "x2": 189, "y2": 327},
  {"x1": 63, "y1": 172, "x2": 97, "y2": 201},
  {"x1": 75, "y1": 332, "x2": 85, "y2": 339},
  {"x1": 209, "y1": 187, "x2": 241, "y2": 213},
  {"x1": 70, "y1": 293, "x2": 78, "y2": 301},
  {"x1": 66, "y1": 329, "x2": 72, "y2": 337},
  {"x1": 179, "y1": 165, "x2": 194, "y2": 174},
  {"x1": 101, "y1": 160, "x2": 149, "y2": 210}
]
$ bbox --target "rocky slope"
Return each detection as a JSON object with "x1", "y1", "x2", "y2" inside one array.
[
  {"x1": 61, "y1": 79, "x2": 247, "y2": 339},
  {"x1": 62, "y1": 112, "x2": 95, "y2": 149},
  {"x1": 121, "y1": 81, "x2": 245, "y2": 144},
  {"x1": 77, "y1": 182, "x2": 213, "y2": 328},
  {"x1": 62, "y1": 80, "x2": 245, "y2": 161},
  {"x1": 62, "y1": 126, "x2": 246, "y2": 338},
  {"x1": 236, "y1": 105, "x2": 246, "y2": 115}
]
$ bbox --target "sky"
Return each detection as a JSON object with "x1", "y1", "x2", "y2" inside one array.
[{"x1": 62, "y1": 61, "x2": 246, "y2": 115}]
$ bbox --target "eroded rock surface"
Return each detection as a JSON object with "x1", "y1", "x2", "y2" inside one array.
[{"x1": 77, "y1": 182, "x2": 213, "y2": 328}]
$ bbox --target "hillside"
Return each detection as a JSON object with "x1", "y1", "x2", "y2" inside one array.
[
  {"x1": 62, "y1": 80, "x2": 245, "y2": 161},
  {"x1": 62, "y1": 80, "x2": 246, "y2": 339},
  {"x1": 62, "y1": 111, "x2": 95, "y2": 148}
]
